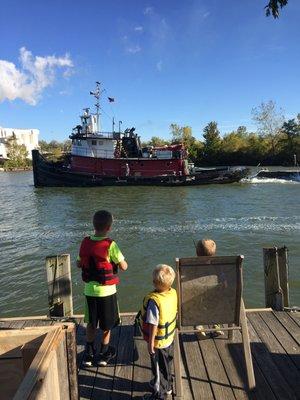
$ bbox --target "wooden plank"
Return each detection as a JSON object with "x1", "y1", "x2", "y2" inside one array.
[
  {"x1": 65, "y1": 324, "x2": 79, "y2": 400},
  {"x1": 213, "y1": 337, "x2": 249, "y2": 400},
  {"x1": 90, "y1": 325, "x2": 121, "y2": 400},
  {"x1": 246, "y1": 317, "x2": 296, "y2": 400},
  {"x1": 273, "y1": 312, "x2": 300, "y2": 346},
  {"x1": 287, "y1": 312, "x2": 300, "y2": 328},
  {"x1": 0, "y1": 357, "x2": 24, "y2": 400},
  {"x1": 199, "y1": 336, "x2": 235, "y2": 400},
  {"x1": 247, "y1": 312, "x2": 300, "y2": 397},
  {"x1": 131, "y1": 326, "x2": 153, "y2": 398},
  {"x1": 177, "y1": 335, "x2": 193, "y2": 400},
  {"x1": 259, "y1": 312, "x2": 300, "y2": 370},
  {"x1": 56, "y1": 337, "x2": 70, "y2": 400},
  {"x1": 111, "y1": 324, "x2": 134, "y2": 399},
  {"x1": 14, "y1": 328, "x2": 62, "y2": 400},
  {"x1": 182, "y1": 333, "x2": 213, "y2": 399},
  {"x1": 227, "y1": 328, "x2": 277, "y2": 400},
  {"x1": 277, "y1": 247, "x2": 290, "y2": 307}
]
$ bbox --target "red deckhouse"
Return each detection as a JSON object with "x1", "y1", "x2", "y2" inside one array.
[{"x1": 32, "y1": 82, "x2": 249, "y2": 187}]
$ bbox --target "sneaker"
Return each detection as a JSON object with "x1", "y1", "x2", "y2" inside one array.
[
  {"x1": 82, "y1": 343, "x2": 95, "y2": 367},
  {"x1": 212, "y1": 324, "x2": 224, "y2": 337},
  {"x1": 195, "y1": 325, "x2": 207, "y2": 338},
  {"x1": 149, "y1": 379, "x2": 172, "y2": 395},
  {"x1": 98, "y1": 346, "x2": 116, "y2": 366}
]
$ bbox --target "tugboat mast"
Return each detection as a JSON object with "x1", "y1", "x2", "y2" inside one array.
[{"x1": 90, "y1": 81, "x2": 101, "y2": 132}]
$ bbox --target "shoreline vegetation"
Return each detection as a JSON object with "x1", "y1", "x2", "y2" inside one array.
[{"x1": 1, "y1": 102, "x2": 299, "y2": 171}]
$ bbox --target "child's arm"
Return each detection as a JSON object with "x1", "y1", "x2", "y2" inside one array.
[
  {"x1": 118, "y1": 260, "x2": 128, "y2": 271},
  {"x1": 148, "y1": 323, "x2": 158, "y2": 354}
]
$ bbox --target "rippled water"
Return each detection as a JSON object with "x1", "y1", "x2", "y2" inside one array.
[{"x1": 0, "y1": 171, "x2": 299, "y2": 317}]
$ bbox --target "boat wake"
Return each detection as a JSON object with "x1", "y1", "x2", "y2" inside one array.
[{"x1": 242, "y1": 177, "x2": 300, "y2": 184}]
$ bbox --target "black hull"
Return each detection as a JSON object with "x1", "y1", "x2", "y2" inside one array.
[{"x1": 32, "y1": 150, "x2": 249, "y2": 187}]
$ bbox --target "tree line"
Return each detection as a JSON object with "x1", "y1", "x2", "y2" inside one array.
[
  {"x1": 144, "y1": 101, "x2": 300, "y2": 166},
  {"x1": 2, "y1": 101, "x2": 299, "y2": 169}
]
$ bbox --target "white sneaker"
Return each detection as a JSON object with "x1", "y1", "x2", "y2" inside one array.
[{"x1": 195, "y1": 325, "x2": 207, "y2": 338}]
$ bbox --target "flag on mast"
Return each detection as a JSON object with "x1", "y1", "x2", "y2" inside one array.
[{"x1": 108, "y1": 97, "x2": 115, "y2": 102}]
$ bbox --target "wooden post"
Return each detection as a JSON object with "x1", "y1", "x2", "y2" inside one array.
[
  {"x1": 277, "y1": 247, "x2": 290, "y2": 308},
  {"x1": 240, "y1": 299, "x2": 256, "y2": 391},
  {"x1": 46, "y1": 254, "x2": 73, "y2": 317},
  {"x1": 263, "y1": 247, "x2": 289, "y2": 310}
]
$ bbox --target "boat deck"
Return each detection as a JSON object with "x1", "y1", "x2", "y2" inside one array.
[{"x1": 1, "y1": 310, "x2": 299, "y2": 399}]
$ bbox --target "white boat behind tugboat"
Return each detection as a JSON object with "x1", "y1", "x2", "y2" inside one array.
[{"x1": 32, "y1": 82, "x2": 249, "y2": 187}]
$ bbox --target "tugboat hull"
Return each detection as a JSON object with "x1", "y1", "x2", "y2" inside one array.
[{"x1": 32, "y1": 150, "x2": 249, "y2": 187}]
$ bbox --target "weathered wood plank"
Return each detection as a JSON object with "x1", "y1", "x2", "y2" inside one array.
[
  {"x1": 287, "y1": 312, "x2": 300, "y2": 328},
  {"x1": 213, "y1": 336, "x2": 249, "y2": 400},
  {"x1": 247, "y1": 317, "x2": 296, "y2": 400},
  {"x1": 111, "y1": 324, "x2": 134, "y2": 399},
  {"x1": 131, "y1": 320, "x2": 153, "y2": 399},
  {"x1": 176, "y1": 334, "x2": 194, "y2": 400},
  {"x1": 247, "y1": 312, "x2": 299, "y2": 397},
  {"x1": 91, "y1": 325, "x2": 121, "y2": 400},
  {"x1": 182, "y1": 333, "x2": 213, "y2": 399},
  {"x1": 273, "y1": 312, "x2": 300, "y2": 346},
  {"x1": 199, "y1": 336, "x2": 235, "y2": 400},
  {"x1": 225, "y1": 328, "x2": 277, "y2": 400},
  {"x1": 65, "y1": 324, "x2": 79, "y2": 400},
  {"x1": 259, "y1": 312, "x2": 300, "y2": 370}
]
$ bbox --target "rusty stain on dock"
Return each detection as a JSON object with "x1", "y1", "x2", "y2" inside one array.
[{"x1": 1, "y1": 310, "x2": 299, "y2": 399}]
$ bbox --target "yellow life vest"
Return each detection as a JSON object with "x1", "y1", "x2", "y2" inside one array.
[{"x1": 139, "y1": 288, "x2": 177, "y2": 349}]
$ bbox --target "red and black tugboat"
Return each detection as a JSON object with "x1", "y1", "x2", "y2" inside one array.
[{"x1": 32, "y1": 83, "x2": 249, "y2": 187}]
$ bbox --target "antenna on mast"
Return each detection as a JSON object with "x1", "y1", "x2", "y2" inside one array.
[{"x1": 90, "y1": 81, "x2": 101, "y2": 132}]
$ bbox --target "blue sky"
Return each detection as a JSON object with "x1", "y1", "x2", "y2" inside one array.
[{"x1": 0, "y1": 0, "x2": 300, "y2": 142}]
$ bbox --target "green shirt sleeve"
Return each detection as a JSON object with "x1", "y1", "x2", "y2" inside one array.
[{"x1": 109, "y1": 241, "x2": 125, "y2": 264}]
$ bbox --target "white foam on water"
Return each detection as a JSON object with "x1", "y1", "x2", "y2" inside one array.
[{"x1": 242, "y1": 177, "x2": 300, "y2": 184}]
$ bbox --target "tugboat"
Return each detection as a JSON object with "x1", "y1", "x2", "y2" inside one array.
[{"x1": 32, "y1": 82, "x2": 249, "y2": 187}]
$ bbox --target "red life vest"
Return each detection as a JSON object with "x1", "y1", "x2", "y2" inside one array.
[{"x1": 79, "y1": 237, "x2": 120, "y2": 285}]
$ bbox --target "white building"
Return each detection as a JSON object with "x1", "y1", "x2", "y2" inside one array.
[{"x1": 0, "y1": 127, "x2": 39, "y2": 160}]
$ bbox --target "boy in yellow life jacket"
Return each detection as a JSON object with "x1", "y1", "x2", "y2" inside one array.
[
  {"x1": 195, "y1": 239, "x2": 224, "y2": 337},
  {"x1": 139, "y1": 264, "x2": 177, "y2": 400}
]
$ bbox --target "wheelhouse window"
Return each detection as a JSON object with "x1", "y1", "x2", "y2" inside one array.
[{"x1": 91, "y1": 140, "x2": 97, "y2": 146}]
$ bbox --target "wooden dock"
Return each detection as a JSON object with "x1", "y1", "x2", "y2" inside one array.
[{"x1": 1, "y1": 310, "x2": 299, "y2": 400}]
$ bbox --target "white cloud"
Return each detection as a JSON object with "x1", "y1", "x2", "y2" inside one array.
[
  {"x1": 156, "y1": 60, "x2": 163, "y2": 71},
  {"x1": 134, "y1": 26, "x2": 144, "y2": 32},
  {"x1": 0, "y1": 47, "x2": 73, "y2": 105},
  {"x1": 144, "y1": 6, "x2": 154, "y2": 15},
  {"x1": 126, "y1": 45, "x2": 142, "y2": 54}
]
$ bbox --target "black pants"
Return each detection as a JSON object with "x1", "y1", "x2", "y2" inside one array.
[{"x1": 150, "y1": 343, "x2": 174, "y2": 399}]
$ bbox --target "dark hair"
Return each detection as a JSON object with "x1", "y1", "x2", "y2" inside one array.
[{"x1": 93, "y1": 210, "x2": 113, "y2": 231}]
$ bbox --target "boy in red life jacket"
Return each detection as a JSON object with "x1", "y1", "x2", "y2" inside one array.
[
  {"x1": 139, "y1": 265, "x2": 177, "y2": 400},
  {"x1": 77, "y1": 210, "x2": 128, "y2": 367},
  {"x1": 195, "y1": 239, "x2": 224, "y2": 337}
]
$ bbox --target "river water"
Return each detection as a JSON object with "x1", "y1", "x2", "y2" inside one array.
[{"x1": 0, "y1": 171, "x2": 299, "y2": 317}]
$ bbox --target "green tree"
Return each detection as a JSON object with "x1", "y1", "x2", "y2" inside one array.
[
  {"x1": 280, "y1": 118, "x2": 300, "y2": 162},
  {"x1": 147, "y1": 136, "x2": 169, "y2": 147},
  {"x1": 202, "y1": 121, "x2": 221, "y2": 163},
  {"x1": 4, "y1": 135, "x2": 29, "y2": 170},
  {"x1": 169, "y1": 124, "x2": 195, "y2": 148},
  {"x1": 252, "y1": 100, "x2": 284, "y2": 157}
]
